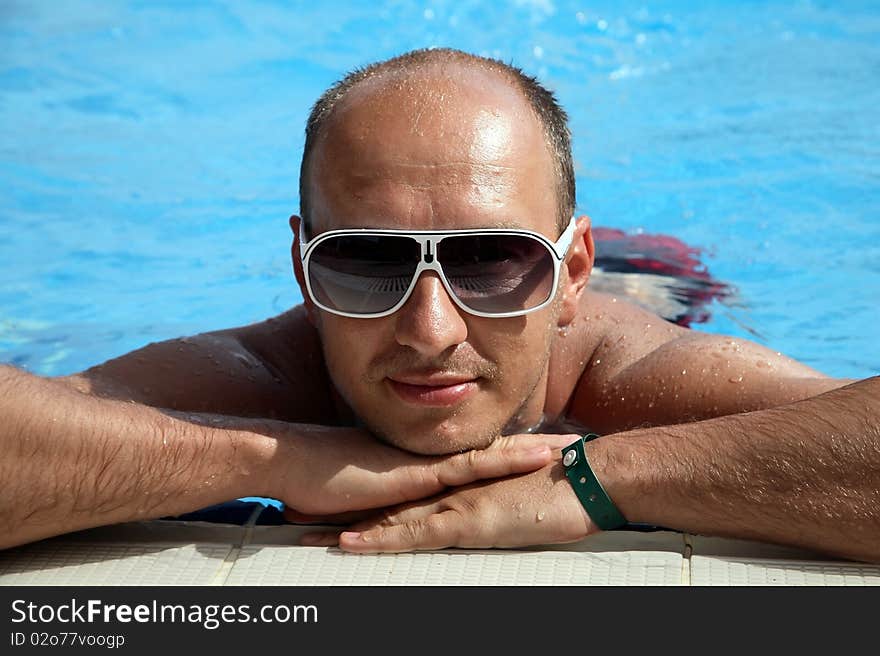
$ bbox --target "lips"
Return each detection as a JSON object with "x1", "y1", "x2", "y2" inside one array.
[{"x1": 386, "y1": 372, "x2": 479, "y2": 407}]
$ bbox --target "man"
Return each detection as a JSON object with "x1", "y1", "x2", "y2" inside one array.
[{"x1": 1, "y1": 48, "x2": 877, "y2": 561}]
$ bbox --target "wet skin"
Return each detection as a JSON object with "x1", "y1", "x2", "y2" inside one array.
[
  {"x1": 37, "y1": 59, "x2": 874, "y2": 561},
  {"x1": 69, "y1": 64, "x2": 849, "y2": 455}
]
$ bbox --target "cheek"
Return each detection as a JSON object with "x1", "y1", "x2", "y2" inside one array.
[
  {"x1": 318, "y1": 317, "x2": 380, "y2": 387},
  {"x1": 473, "y1": 311, "x2": 557, "y2": 382}
]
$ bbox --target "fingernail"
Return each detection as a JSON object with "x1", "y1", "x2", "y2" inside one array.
[{"x1": 341, "y1": 531, "x2": 364, "y2": 542}]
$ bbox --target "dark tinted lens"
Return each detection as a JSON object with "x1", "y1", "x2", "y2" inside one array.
[
  {"x1": 307, "y1": 235, "x2": 419, "y2": 314},
  {"x1": 439, "y1": 234, "x2": 556, "y2": 313}
]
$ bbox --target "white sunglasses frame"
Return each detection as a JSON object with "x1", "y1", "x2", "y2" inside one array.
[{"x1": 298, "y1": 215, "x2": 578, "y2": 319}]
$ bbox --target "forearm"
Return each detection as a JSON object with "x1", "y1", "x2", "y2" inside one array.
[
  {"x1": 0, "y1": 365, "x2": 278, "y2": 549},
  {"x1": 592, "y1": 376, "x2": 880, "y2": 562}
]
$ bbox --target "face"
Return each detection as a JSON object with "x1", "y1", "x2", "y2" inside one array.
[{"x1": 294, "y1": 66, "x2": 579, "y2": 455}]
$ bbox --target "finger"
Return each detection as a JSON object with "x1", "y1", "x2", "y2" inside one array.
[
  {"x1": 487, "y1": 432, "x2": 584, "y2": 451},
  {"x1": 429, "y1": 440, "x2": 552, "y2": 488},
  {"x1": 299, "y1": 530, "x2": 343, "y2": 547},
  {"x1": 517, "y1": 433, "x2": 586, "y2": 451},
  {"x1": 337, "y1": 511, "x2": 468, "y2": 553},
  {"x1": 346, "y1": 499, "x2": 446, "y2": 532}
]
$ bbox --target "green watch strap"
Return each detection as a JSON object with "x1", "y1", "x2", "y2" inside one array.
[{"x1": 561, "y1": 434, "x2": 628, "y2": 531}]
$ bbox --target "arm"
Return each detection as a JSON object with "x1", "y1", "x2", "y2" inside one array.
[
  {"x1": 569, "y1": 294, "x2": 853, "y2": 433},
  {"x1": 0, "y1": 364, "x2": 277, "y2": 548},
  {"x1": 317, "y1": 376, "x2": 880, "y2": 563},
  {"x1": 598, "y1": 375, "x2": 880, "y2": 561},
  {"x1": 0, "y1": 331, "x2": 553, "y2": 549}
]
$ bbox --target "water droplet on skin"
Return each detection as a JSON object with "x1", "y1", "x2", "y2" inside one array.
[
  {"x1": 232, "y1": 351, "x2": 257, "y2": 369},
  {"x1": 594, "y1": 359, "x2": 601, "y2": 365},
  {"x1": 681, "y1": 369, "x2": 687, "y2": 375},
  {"x1": 536, "y1": 511, "x2": 545, "y2": 522},
  {"x1": 648, "y1": 401, "x2": 654, "y2": 408},
  {"x1": 729, "y1": 375, "x2": 744, "y2": 383},
  {"x1": 611, "y1": 297, "x2": 617, "y2": 303},
  {"x1": 620, "y1": 396, "x2": 625, "y2": 402}
]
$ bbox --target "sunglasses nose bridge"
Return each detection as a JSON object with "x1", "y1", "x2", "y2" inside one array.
[
  {"x1": 412, "y1": 234, "x2": 439, "y2": 265},
  {"x1": 423, "y1": 238, "x2": 435, "y2": 264}
]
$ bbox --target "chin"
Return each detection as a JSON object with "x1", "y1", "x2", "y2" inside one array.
[{"x1": 370, "y1": 415, "x2": 502, "y2": 455}]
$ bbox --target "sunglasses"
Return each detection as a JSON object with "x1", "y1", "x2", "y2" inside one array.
[{"x1": 298, "y1": 216, "x2": 577, "y2": 318}]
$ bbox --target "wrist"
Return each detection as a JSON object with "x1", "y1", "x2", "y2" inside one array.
[
  {"x1": 562, "y1": 434, "x2": 628, "y2": 530},
  {"x1": 246, "y1": 420, "x2": 314, "y2": 504},
  {"x1": 581, "y1": 429, "x2": 659, "y2": 526}
]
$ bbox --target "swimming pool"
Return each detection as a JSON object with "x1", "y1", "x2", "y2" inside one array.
[{"x1": 1, "y1": 0, "x2": 878, "y2": 380}]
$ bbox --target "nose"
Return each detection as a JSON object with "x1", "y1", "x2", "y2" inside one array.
[{"x1": 394, "y1": 271, "x2": 468, "y2": 356}]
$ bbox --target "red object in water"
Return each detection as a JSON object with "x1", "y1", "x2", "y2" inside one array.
[{"x1": 591, "y1": 227, "x2": 732, "y2": 327}]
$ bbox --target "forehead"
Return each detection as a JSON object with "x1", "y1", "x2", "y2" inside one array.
[{"x1": 307, "y1": 65, "x2": 558, "y2": 236}]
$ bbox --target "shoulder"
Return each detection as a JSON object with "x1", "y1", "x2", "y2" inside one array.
[
  {"x1": 63, "y1": 305, "x2": 337, "y2": 423},
  {"x1": 559, "y1": 292, "x2": 849, "y2": 433},
  {"x1": 546, "y1": 291, "x2": 681, "y2": 418},
  {"x1": 225, "y1": 305, "x2": 338, "y2": 421},
  {"x1": 234, "y1": 305, "x2": 324, "y2": 380}
]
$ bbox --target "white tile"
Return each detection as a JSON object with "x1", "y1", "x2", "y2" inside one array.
[
  {"x1": 224, "y1": 546, "x2": 684, "y2": 586},
  {"x1": 0, "y1": 542, "x2": 232, "y2": 586},
  {"x1": 690, "y1": 556, "x2": 880, "y2": 586}
]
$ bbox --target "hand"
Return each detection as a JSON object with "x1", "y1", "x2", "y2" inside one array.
[
  {"x1": 299, "y1": 434, "x2": 597, "y2": 552},
  {"x1": 270, "y1": 425, "x2": 556, "y2": 517}
]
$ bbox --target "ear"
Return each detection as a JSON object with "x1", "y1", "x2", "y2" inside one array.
[
  {"x1": 289, "y1": 214, "x2": 320, "y2": 328},
  {"x1": 557, "y1": 214, "x2": 594, "y2": 327}
]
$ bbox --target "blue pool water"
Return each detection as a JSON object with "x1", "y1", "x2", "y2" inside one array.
[{"x1": 1, "y1": 0, "x2": 878, "y2": 380}]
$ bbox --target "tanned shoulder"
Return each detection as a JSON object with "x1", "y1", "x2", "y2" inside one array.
[
  {"x1": 566, "y1": 291, "x2": 850, "y2": 434},
  {"x1": 60, "y1": 305, "x2": 337, "y2": 423}
]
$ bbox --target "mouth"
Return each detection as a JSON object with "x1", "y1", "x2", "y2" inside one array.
[{"x1": 386, "y1": 373, "x2": 480, "y2": 407}]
